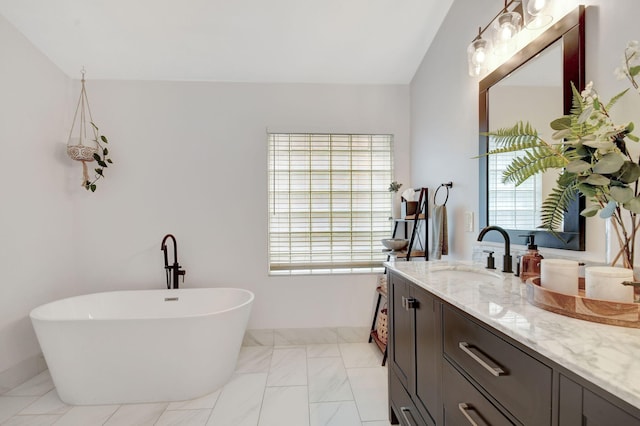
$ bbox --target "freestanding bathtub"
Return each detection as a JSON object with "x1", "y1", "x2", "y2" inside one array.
[{"x1": 30, "y1": 287, "x2": 254, "y2": 405}]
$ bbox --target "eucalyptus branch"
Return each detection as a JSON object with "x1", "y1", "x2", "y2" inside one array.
[{"x1": 623, "y1": 47, "x2": 640, "y2": 91}]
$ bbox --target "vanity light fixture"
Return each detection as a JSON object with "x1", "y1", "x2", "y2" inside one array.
[{"x1": 467, "y1": 0, "x2": 555, "y2": 78}]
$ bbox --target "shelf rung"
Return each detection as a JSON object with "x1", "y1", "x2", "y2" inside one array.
[
  {"x1": 395, "y1": 250, "x2": 426, "y2": 259},
  {"x1": 369, "y1": 330, "x2": 387, "y2": 352},
  {"x1": 404, "y1": 213, "x2": 426, "y2": 220}
]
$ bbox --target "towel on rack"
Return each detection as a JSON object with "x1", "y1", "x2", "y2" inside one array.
[{"x1": 430, "y1": 204, "x2": 448, "y2": 259}]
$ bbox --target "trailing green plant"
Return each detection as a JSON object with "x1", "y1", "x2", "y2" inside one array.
[
  {"x1": 484, "y1": 41, "x2": 640, "y2": 269},
  {"x1": 83, "y1": 122, "x2": 113, "y2": 192}
]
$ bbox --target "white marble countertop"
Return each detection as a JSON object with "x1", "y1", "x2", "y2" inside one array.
[{"x1": 385, "y1": 260, "x2": 640, "y2": 409}]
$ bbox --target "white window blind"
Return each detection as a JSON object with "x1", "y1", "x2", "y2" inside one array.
[
  {"x1": 268, "y1": 133, "x2": 393, "y2": 274},
  {"x1": 488, "y1": 137, "x2": 542, "y2": 229}
]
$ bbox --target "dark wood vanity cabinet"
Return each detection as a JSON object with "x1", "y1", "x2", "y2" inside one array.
[
  {"x1": 387, "y1": 271, "x2": 640, "y2": 426},
  {"x1": 389, "y1": 273, "x2": 441, "y2": 426}
]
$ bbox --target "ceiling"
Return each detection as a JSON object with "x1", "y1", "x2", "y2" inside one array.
[{"x1": 0, "y1": 0, "x2": 453, "y2": 84}]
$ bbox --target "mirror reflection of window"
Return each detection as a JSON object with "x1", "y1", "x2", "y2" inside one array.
[{"x1": 487, "y1": 40, "x2": 562, "y2": 231}]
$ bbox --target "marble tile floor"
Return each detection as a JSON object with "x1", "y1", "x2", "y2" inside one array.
[{"x1": 0, "y1": 342, "x2": 392, "y2": 426}]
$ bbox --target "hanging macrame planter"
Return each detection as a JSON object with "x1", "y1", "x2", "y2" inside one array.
[{"x1": 66, "y1": 69, "x2": 113, "y2": 192}]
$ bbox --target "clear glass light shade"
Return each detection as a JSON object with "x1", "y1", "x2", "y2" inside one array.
[
  {"x1": 522, "y1": 0, "x2": 553, "y2": 29},
  {"x1": 492, "y1": 11, "x2": 522, "y2": 56},
  {"x1": 467, "y1": 38, "x2": 491, "y2": 77}
]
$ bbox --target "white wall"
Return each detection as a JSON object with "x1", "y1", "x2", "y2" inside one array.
[
  {"x1": 69, "y1": 80, "x2": 411, "y2": 330},
  {"x1": 410, "y1": 0, "x2": 640, "y2": 263},
  {"x1": 410, "y1": 0, "x2": 493, "y2": 260},
  {"x1": 0, "y1": 16, "x2": 410, "y2": 377},
  {"x1": 0, "y1": 15, "x2": 75, "y2": 377}
]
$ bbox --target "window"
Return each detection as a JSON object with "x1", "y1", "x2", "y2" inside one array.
[{"x1": 268, "y1": 133, "x2": 394, "y2": 274}]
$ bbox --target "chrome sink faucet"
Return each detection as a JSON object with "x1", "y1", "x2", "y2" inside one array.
[
  {"x1": 161, "y1": 234, "x2": 186, "y2": 289},
  {"x1": 477, "y1": 226, "x2": 513, "y2": 273}
]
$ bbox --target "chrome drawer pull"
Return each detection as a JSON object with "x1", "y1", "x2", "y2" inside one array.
[
  {"x1": 400, "y1": 407, "x2": 417, "y2": 426},
  {"x1": 458, "y1": 403, "x2": 489, "y2": 426},
  {"x1": 458, "y1": 342, "x2": 506, "y2": 377}
]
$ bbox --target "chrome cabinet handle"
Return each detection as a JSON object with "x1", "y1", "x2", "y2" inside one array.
[
  {"x1": 458, "y1": 342, "x2": 506, "y2": 377},
  {"x1": 400, "y1": 407, "x2": 417, "y2": 426},
  {"x1": 458, "y1": 403, "x2": 489, "y2": 426},
  {"x1": 401, "y1": 296, "x2": 407, "y2": 309}
]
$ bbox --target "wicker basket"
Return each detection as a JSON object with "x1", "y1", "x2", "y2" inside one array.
[
  {"x1": 377, "y1": 274, "x2": 388, "y2": 294},
  {"x1": 376, "y1": 307, "x2": 388, "y2": 344}
]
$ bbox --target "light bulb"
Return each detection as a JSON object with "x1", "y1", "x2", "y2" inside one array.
[
  {"x1": 499, "y1": 23, "x2": 518, "y2": 41},
  {"x1": 473, "y1": 48, "x2": 486, "y2": 66}
]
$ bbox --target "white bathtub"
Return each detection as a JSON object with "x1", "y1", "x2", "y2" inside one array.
[{"x1": 30, "y1": 288, "x2": 254, "y2": 405}]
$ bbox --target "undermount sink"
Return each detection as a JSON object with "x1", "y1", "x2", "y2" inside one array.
[{"x1": 427, "y1": 265, "x2": 504, "y2": 281}]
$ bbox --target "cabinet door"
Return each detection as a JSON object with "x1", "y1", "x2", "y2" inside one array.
[
  {"x1": 583, "y1": 390, "x2": 640, "y2": 426},
  {"x1": 413, "y1": 285, "x2": 440, "y2": 425},
  {"x1": 389, "y1": 273, "x2": 413, "y2": 390},
  {"x1": 558, "y1": 374, "x2": 582, "y2": 426},
  {"x1": 559, "y1": 374, "x2": 640, "y2": 426}
]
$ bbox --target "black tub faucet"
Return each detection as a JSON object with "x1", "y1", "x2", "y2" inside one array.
[
  {"x1": 161, "y1": 234, "x2": 186, "y2": 289},
  {"x1": 477, "y1": 226, "x2": 513, "y2": 273}
]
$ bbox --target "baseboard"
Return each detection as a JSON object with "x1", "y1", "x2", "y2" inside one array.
[
  {"x1": 0, "y1": 352, "x2": 47, "y2": 394},
  {"x1": 243, "y1": 326, "x2": 369, "y2": 346}
]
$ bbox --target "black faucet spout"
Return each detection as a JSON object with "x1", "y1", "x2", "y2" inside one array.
[
  {"x1": 161, "y1": 234, "x2": 178, "y2": 265},
  {"x1": 160, "y1": 234, "x2": 185, "y2": 289},
  {"x1": 477, "y1": 226, "x2": 513, "y2": 273}
]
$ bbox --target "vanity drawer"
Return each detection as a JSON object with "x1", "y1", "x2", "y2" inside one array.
[
  {"x1": 389, "y1": 369, "x2": 429, "y2": 426},
  {"x1": 443, "y1": 360, "x2": 514, "y2": 425},
  {"x1": 443, "y1": 306, "x2": 552, "y2": 425}
]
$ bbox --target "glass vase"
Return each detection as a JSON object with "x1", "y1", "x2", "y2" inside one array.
[
  {"x1": 605, "y1": 216, "x2": 636, "y2": 270},
  {"x1": 605, "y1": 216, "x2": 639, "y2": 300}
]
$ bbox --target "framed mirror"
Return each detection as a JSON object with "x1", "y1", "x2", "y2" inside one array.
[{"x1": 479, "y1": 6, "x2": 585, "y2": 250}]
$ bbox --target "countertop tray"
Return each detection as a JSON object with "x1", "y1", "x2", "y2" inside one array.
[{"x1": 525, "y1": 277, "x2": 640, "y2": 328}]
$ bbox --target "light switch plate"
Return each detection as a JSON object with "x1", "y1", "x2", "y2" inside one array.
[{"x1": 464, "y1": 211, "x2": 474, "y2": 232}]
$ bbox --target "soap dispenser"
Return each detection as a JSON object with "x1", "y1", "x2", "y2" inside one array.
[{"x1": 520, "y1": 235, "x2": 543, "y2": 282}]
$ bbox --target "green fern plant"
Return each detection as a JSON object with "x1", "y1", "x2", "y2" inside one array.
[{"x1": 484, "y1": 79, "x2": 640, "y2": 267}]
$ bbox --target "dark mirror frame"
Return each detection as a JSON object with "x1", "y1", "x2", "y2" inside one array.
[{"x1": 479, "y1": 5, "x2": 586, "y2": 250}]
